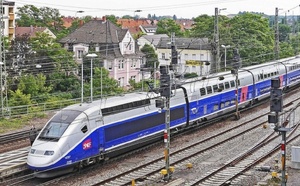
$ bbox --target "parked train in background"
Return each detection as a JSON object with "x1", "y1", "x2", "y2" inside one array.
[{"x1": 27, "y1": 56, "x2": 300, "y2": 178}]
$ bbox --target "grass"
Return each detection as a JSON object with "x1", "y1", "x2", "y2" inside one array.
[{"x1": 0, "y1": 112, "x2": 47, "y2": 134}]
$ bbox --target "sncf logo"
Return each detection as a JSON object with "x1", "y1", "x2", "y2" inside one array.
[{"x1": 83, "y1": 139, "x2": 92, "y2": 150}]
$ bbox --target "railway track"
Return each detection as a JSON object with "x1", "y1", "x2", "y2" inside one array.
[
  {"x1": 191, "y1": 123, "x2": 300, "y2": 186},
  {"x1": 0, "y1": 147, "x2": 29, "y2": 181},
  {"x1": 2, "y1": 86, "x2": 300, "y2": 185},
  {"x1": 0, "y1": 130, "x2": 32, "y2": 145},
  {"x1": 87, "y1": 115, "x2": 281, "y2": 185}
]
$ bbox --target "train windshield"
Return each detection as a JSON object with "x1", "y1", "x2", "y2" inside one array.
[
  {"x1": 38, "y1": 122, "x2": 69, "y2": 141},
  {"x1": 38, "y1": 110, "x2": 82, "y2": 141}
]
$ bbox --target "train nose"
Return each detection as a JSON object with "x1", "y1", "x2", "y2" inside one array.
[{"x1": 27, "y1": 149, "x2": 57, "y2": 167}]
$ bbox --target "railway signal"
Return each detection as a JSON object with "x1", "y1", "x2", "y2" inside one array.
[{"x1": 268, "y1": 77, "x2": 283, "y2": 130}]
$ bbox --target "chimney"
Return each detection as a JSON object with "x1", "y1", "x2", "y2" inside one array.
[
  {"x1": 79, "y1": 20, "x2": 84, "y2": 26},
  {"x1": 102, "y1": 16, "x2": 106, "y2": 22}
]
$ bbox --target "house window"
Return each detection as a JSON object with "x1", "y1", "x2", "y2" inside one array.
[
  {"x1": 118, "y1": 60, "x2": 124, "y2": 70},
  {"x1": 131, "y1": 76, "x2": 136, "y2": 82},
  {"x1": 184, "y1": 54, "x2": 188, "y2": 59},
  {"x1": 131, "y1": 60, "x2": 136, "y2": 68},
  {"x1": 108, "y1": 62, "x2": 112, "y2": 70},
  {"x1": 77, "y1": 50, "x2": 83, "y2": 59},
  {"x1": 192, "y1": 66, "x2": 196, "y2": 72},
  {"x1": 118, "y1": 77, "x2": 124, "y2": 86},
  {"x1": 162, "y1": 53, "x2": 166, "y2": 60},
  {"x1": 128, "y1": 44, "x2": 132, "y2": 50},
  {"x1": 192, "y1": 54, "x2": 196, "y2": 60},
  {"x1": 0, "y1": 7, "x2": 4, "y2": 14},
  {"x1": 200, "y1": 54, "x2": 204, "y2": 60}
]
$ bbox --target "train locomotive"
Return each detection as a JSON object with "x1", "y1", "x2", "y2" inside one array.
[{"x1": 27, "y1": 56, "x2": 300, "y2": 178}]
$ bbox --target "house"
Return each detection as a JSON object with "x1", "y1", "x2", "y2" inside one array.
[
  {"x1": 2, "y1": 0, "x2": 15, "y2": 40},
  {"x1": 175, "y1": 19, "x2": 195, "y2": 31},
  {"x1": 139, "y1": 24, "x2": 157, "y2": 35},
  {"x1": 117, "y1": 19, "x2": 148, "y2": 35},
  {"x1": 117, "y1": 18, "x2": 158, "y2": 36},
  {"x1": 15, "y1": 26, "x2": 56, "y2": 39},
  {"x1": 59, "y1": 17, "x2": 144, "y2": 87},
  {"x1": 156, "y1": 37, "x2": 212, "y2": 77},
  {"x1": 137, "y1": 34, "x2": 168, "y2": 50}
]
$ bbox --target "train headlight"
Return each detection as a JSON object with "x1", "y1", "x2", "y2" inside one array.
[
  {"x1": 44, "y1": 151, "x2": 55, "y2": 156},
  {"x1": 30, "y1": 149, "x2": 36, "y2": 154}
]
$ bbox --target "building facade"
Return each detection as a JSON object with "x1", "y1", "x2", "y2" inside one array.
[
  {"x1": 156, "y1": 37, "x2": 212, "y2": 77},
  {"x1": 59, "y1": 18, "x2": 144, "y2": 88},
  {"x1": 1, "y1": 1, "x2": 15, "y2": 40}
]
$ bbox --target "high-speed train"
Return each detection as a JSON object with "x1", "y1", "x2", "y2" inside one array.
[{"x1": 27, "y1": 56, "x2": 300, "y2": 178}]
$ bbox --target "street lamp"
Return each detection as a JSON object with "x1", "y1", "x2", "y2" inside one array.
[
  {"x1": 133, "y1": 10, "x2": 142, "y2": 19},
  {"x1": 221, "y1": 45, "x2": 230, "y2": 70},
  {"x1": 86, "y1": 53, "x2": 97, "y2": 102},
  {"x1": 75, "y1": 10, "x2": 84, "y2": 18}
]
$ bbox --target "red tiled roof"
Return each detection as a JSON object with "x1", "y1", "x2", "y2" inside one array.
[
  {"x1": 15, "y1": 26, "x2": 47, "y2": 37},
  {"x1": 117, "y1": 19, "x2": 156, "y2": 34}
]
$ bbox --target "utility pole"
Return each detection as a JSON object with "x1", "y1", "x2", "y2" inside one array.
[
  {"x1": 213, "y1": 7, "x2": 220, "y2": 73},
  {"x1": 275, "y1": 7, "x2": 280, "y2": 60},
  {"x1": 160, "y1": 65, "x2": 171, "y2": 181},
  {"x1": 0, "y1": 0, "x2": 7, "y2": 117},
  {"x1": 232, "y1": 48, "x2": 241, "y2": 120}
]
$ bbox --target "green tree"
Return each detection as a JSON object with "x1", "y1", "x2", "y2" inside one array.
[
  {"x1": 9, "y1": 89, "x2": 32, "y2": 107},
  {"x1": 156, "y1": 19, "x2": 184, "y2": 37},
  {"x1": 16, "y1": 5, "x2": 65, "y2": 35},
  {"x1": 190, "y1": 15, "x2": 214, "y2": 38},
  {"x1": 141, "y1": 44, "x2": 159, "y2": 74},
  {"x1": 227, "y1": 13, "x2": 274, "y2": 65},
  {"x1": 92, "y1": 67, "x2": 123, "y2": 97},
  {"x1": 17, "y1": 74, "x2": 52, "y2": 102},
  {"x1": 279, "y1": 24, "x2": 291, "y2": 42},
  {"x1": 105, "y1": 15, "x2": 121, "y2": 27}
]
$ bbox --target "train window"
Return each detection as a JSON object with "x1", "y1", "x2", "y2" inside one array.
[
  {"x1": 237, "y1": 80, "x2": 240, "y2": 86},
  {"x1": 220, "y1": 102, "x2": 225, "y2": 108},
  {"x1": 213, "y1": 84, "x2": 218, "y2": 92},
  {"x1": 230, "y1": 80, "x2": 235, "y2": 88},
  {"x1": 264, "y1": 74, "x2": 267, "y2": 78},
  {"x1": 102, "y1": 99, "x2": 151, "y2": 116},
  {"x1": 219, "y1": 83, "x2": 224, "y2": 91},
  {"x1": 231, "y1": 99, "x2": 235, "y2": 104},
  {"x1": 39, "y1": 121, "x2": 69, "y2": 141},
  {"x1": 260, "y1": 74, "x2": 263, "y2": 79},
  {"x1": 225, "y1": 82, "x2": 230, "y2": 89},
  {"x1": 271, "y1": 72, "x2": 274, "y2": 76},
  {"x1": 206, "y1": 86, "x2": 212, "y2": 94},
  {"x1": 200, "y1": 88, "x2": 206, "y2": 96},
  {"x1": 268, "y1": 73, "x2": 270, "y2": 78},
  {"x1": 225, "y1": 101, "x2": 230, "y2": 106},
  {"x1": 213, "y1": 104, "x2": 218, "y2": 111},
  {"x1": 258, "y1": 75, "x2": 260, "y2": 81},
  {"x1": 81, "y1": 125, "x2": 88, "y2": 133}
]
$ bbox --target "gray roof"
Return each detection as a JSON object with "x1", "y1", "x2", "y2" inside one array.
[
  {"x1": 59, "y1": 20, "x2": 129, "y2": 59},
  {"x1": 60, "y1": 20, "x2": 127, "y2": 44},
  {"x1": 140, "y1": 34, "x2": 168, "y2": 47},
  {"x1": 156, "y1": 37, "x2": 210, "y2": 50}
]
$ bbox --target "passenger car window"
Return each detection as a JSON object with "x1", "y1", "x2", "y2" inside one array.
[
  {"x1": 225, "y1": 82, "x2": 230, "y2": 89},
  {"x1": 200, "y1": 88, "x2": 206, "y2": 96},
  {"x1": 213, "y1": 85, "x2": 218, "y2": 92},
  {"x1": 207, "y1": 86, "x2": 212, "y2": 94}
]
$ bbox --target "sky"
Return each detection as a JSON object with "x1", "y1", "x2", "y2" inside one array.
[{"x1": 13, "y1": 0, "x2": 300, "y2": 18}]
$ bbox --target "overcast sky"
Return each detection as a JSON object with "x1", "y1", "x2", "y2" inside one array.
[{"x1": 14, "y1": 0, "x2": 300, "y2": 18}]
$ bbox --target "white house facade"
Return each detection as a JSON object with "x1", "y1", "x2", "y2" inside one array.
[{"x1": 156, "y1": 37, "x2": 212, "y2": 77}]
